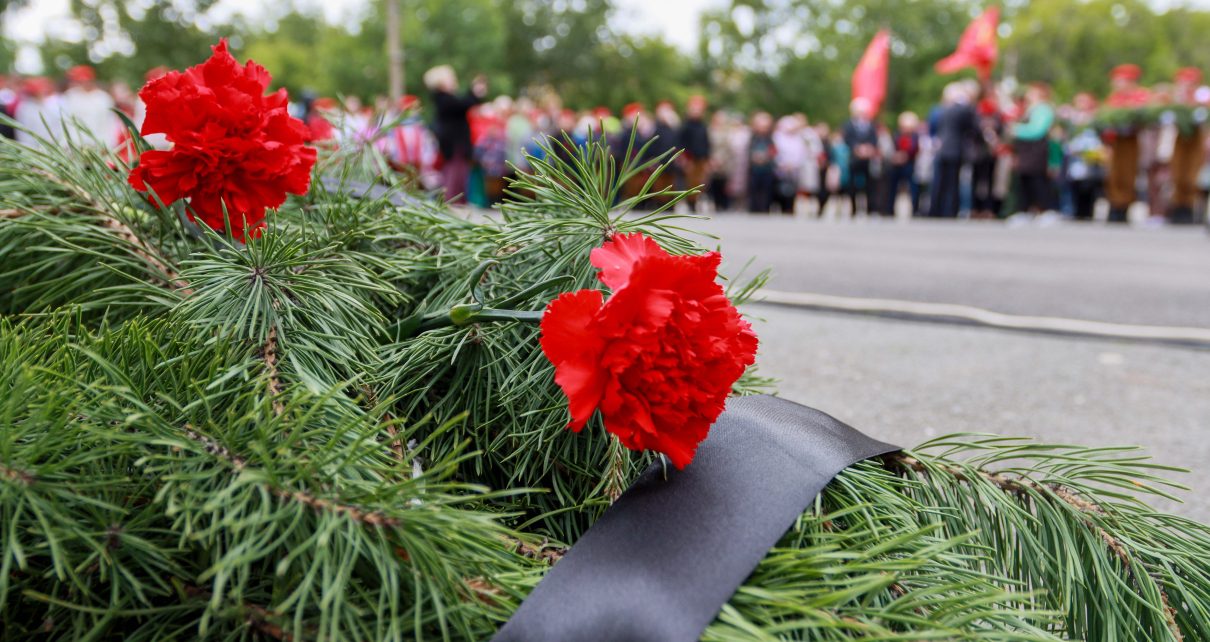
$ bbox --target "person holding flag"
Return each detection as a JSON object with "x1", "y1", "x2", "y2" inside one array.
[
  {"x1": 930, "y1": 82, "x2": 977, "y2": 218},
  {"x1": 852, "y1": 29, "x2": 890, "y2": 117},
  {"x1": 842, "y1": 97, "x2": 881, "y2": 216},
  {"x1": 930, "y1": 7, "x2": 999, "y2": 218},
  {"x1": 849, "y1": 29, "x2": 890, "y2": 215}
]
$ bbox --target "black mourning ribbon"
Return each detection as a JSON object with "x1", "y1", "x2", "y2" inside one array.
[{"x1": 494, "y1": 394, "x2": 899, "y2": 642}]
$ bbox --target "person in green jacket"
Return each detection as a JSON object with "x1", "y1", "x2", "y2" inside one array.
[{"x1": 1011, "y1": 83, "x2": 1056, "y2": 215}]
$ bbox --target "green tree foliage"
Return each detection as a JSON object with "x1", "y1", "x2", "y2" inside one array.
[
  {"x1": 13, "y1": 0, "x2": 1210, "y2": 121},
  {"x1": 37, "y1": 0, "x2": 235, "y2": 81},
  {"x1": 1007, "y1": 0, "x2": 1210, "y2": 97},
  {"x1": 0, "y1": 0, "x2": 28, "y2": 71},
  {"x1": 698, "y1": 0, "x2": 980, "y2": 124}
]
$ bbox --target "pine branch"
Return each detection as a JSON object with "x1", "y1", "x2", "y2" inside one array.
[
  {"x1": 886, "y1": 434, "x2": 1208, "y2": 641},
  {"x1": 181, "y1": 424, "x2": 401, "y2": 528},
  {"x1": 603, "y1": 435, "x2": 628, "y2": 503},
  {"x1": 0, "y1": 461, "x2": 35, "y2": 485},
  {"x1": 23, "y1": 165, "x2": 191, "y2": 293},
  {"x1": 889, "y1": 451, "x2": 1184, "y2": 640},
  {"x1": 890, "y1": 449, "x2": 1180, "y2": 638},
  {"x1": 181, "y1": 583, "x2": 300, "y2": 642},
  {"x1": 99, "y1": 215, "x2": 193, "y2": 295},
  {"x1": 260, "y1": 326, "x2": 285, "y2": 416},
  {"x1": 503, "y1": 536, "x2": 566, "y2": 564},
  {"x1": 361, "y1": 384, "x2": 405, "y2": 463}
]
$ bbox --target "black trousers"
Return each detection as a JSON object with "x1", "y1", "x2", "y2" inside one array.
[
  {"x1": 847, "y1": 163, "x2": 877, "y2": 215},
  {"x1": 708, "y1": 175, "x2": 730, "y2": 211},
  {"x1": 1017, "y1": 173, "x2": 1051, "y2": 213},
  {"x1": 931, "y1": 159, "x2": 962, "y2": 218},
  {"x1": 971, "y1": 158, "x2": 997, "y2": 213},
  {"x1": 1070, "y1": 179, "x2": 1100, "y2": 220},
  {"x1": 817, "y1": 167, "x2": 831, "y2": 211},
  {"x1": 884, "y1": 163, "x2": 919, "y2": 216},
  {"x1": 749, "y1": 168, "x2": 775, "y2": 213}
]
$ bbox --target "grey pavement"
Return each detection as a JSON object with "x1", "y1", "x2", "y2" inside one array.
[
  {"x1": 704, "y1": 217, "x2": 1210, "y2": 520},
  {"x1": 752, "y1": 306, "x2": 1210, "y2": 520},
  {"x1": 700, "y1": 216, "x2": 1210, "y2": 327}
]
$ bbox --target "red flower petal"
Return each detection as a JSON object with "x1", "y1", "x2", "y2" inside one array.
[
  {"x1": 127, "y1": 39, "x2": 316, "y2": 242},
  {"x1": 540, "y1": 289, "x2": 608, "y2": 430},
  {"x1": 589, "y1": 232, "x2": 666, "y2": 290},
  {"x1": 543, "y1": 233, "x2": 759, "y2": 469}
]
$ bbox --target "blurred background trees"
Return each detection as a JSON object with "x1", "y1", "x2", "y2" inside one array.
[{"x1": 6, "y1": 0, "x2": 1210, "y2": 123}]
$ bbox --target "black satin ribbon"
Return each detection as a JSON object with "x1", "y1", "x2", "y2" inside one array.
[{"x1": 494, "y1": 395, "x2": 898, "y2": 642}]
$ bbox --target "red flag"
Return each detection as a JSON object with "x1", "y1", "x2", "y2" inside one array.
[
  {"x1": 935, "y1": 6, "x2": 1000, "y2": 79},
  {"x1": 851, "y1": 29, "x2": 890, "y2": 116}
]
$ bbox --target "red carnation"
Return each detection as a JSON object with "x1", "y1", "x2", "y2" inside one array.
[
  {"x1": 540, "y1": 233, "x2": 758, "y2": 468},
  {"x1": 128, "y1": 39, "x2": 317, "y2": 241}
]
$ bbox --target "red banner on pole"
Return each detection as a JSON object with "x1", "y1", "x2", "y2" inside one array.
[
  {"x1": 935, "y1": 6, "x2": 1000, "y2": 79},
  {"x1": 851, "y1": 29, "x2": 890, "y2": 115}
]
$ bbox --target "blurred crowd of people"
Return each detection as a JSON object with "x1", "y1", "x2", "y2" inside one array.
[{"x1": 4, "y1": 62, "x2": 1210, "y2": 225}]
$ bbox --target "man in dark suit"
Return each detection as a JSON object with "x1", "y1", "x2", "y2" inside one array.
[
  {"x1": 842, "y1": 97, "x2": 880, "y2": 215},
  {"x1": 930, "y1": 82, "x2": 977, "y2": 218},
  {"x1": 678, "y1": 95, "x2": 712, "y2": 212}
]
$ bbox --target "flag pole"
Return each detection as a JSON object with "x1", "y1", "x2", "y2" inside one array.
[{"x1": 386, "y1": 0, "x2": 404, "y2": 101}]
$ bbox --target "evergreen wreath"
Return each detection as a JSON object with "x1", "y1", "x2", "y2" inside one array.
[{"x1": 1, "y1": 43, "x2": 1208, "y2": 641}]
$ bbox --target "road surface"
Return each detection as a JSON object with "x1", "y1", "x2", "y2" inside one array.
[{"x1": 700, "y1": 216, "x2": 1210, "y2": 519}]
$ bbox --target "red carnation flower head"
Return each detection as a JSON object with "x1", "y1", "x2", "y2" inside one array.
[
  {"x1": 540, "y1": 233, "x2": 759, "y2": 469},
  {"x1": 127, "y1": 39, "x2": 317, "y2": 241}
]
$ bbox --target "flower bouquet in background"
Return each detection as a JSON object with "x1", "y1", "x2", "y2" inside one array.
[{"x1": 0, "y1": 42, "x2": 1208, "y2": 641}]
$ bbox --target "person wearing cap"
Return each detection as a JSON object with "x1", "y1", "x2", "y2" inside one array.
[
  {"x1": 1103, "y1": 63, "x2": 1149, "y2": 222},
  {"x1": 678, "y1": 96, "x2": 712, "y2": 212},
  {"x1": 641, "y1": 101, "x2": 680, "y2": 210},
  {"x1": 613, "y1": 103, "x2": 648, "y2": 154},
  {"x1": 1168, "y1": 67, "x2": 1204, "y2": 224},
  {"x1": 614, "y1": 103, "x2": 655, "y2": 203},
  {"x1": 14, "y1": 77, "x2": 63, "y2": 149},
  {"x1": 61, "y1": 65, "x2": 118, "y2": 148},
  {"x1": 589, "y1": 106, "x2": 619, "y2": 139}
]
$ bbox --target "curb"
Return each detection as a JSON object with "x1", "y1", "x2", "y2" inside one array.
[{"x1": 754, "y1": 289, "x2": 1210, "y2": 348}]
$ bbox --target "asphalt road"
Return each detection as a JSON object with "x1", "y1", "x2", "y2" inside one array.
[
  {"x1": 700, "y1": 216, "x2": 1210, "y2": 520},
  {"x1": 697, "y1": 216, "x2": 1210, "y2": 328}
]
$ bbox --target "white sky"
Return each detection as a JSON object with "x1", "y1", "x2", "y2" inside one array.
[
  {"x1": 613, "y1": 0, "x2": 722, "y2": 50},
  {"x1": 4, "y1": 0, "x2": 721, "y2": 47}
]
